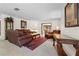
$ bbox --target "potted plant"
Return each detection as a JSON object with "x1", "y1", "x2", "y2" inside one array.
[{"x1": 5, "y1": 17, "x2": 13, "y2": 22}]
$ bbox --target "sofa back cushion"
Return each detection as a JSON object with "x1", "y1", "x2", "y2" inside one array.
[
  {"x1": 16, "y1": 29, "x2": 31, "y2": 35},
  {"x1": 23, "y1": 30, "x2": 31, "y2": 34},
  {"x1": 15, "y1": 30, "x2": 24, "y2": 37}
]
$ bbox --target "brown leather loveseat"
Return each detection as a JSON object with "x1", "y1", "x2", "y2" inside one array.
[{"x1": 6, "y1": 29, "x2": 33, "y2": 47}]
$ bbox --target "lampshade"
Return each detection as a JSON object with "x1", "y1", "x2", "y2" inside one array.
[{"x1": 56, "y1": 26, "x2": 59, "y2": 30}]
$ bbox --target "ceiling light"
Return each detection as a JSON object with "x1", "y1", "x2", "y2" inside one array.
[{"x1": 14, "y1": 8, "x2": 20, "y2": 11}]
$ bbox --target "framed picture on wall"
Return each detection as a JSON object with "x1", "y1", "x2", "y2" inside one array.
[
  {"x1": 65, "y1": 3, "x2": 79, "y2": 27},
  {"x1": 21, "y1": 20, "x2": 27, "y2": 28}
]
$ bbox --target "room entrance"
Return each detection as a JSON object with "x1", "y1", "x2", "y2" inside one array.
[{"x1": 41, "y1": 23, "x2": 52, "y2": 36}]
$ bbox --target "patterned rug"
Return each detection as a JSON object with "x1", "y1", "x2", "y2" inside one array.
[{"x1": 24, "y1": 37, "x2": 47, "y2": 50}]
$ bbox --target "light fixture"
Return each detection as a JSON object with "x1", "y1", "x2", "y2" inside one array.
[
  {"x1": 14, "y1": 8, "x2": 20, "y2": 11},
  {"x1": 56, "y1": 26, "x2": 59, "y2": 30}
]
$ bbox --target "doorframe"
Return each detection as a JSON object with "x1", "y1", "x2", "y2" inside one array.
[{"x1": 41, "y1": 23, "x2": 52, "y2": 35}]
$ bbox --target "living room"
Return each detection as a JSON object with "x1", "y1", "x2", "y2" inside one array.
[{"x1": 0, "y1": 3, "x2": 79, "y2": 56}]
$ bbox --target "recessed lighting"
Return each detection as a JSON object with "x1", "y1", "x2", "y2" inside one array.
[{"x1": 14, "y1": 8, "x2": 20, "y2": 11}]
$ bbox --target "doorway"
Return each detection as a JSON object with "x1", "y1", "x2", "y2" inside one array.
[{"x1": 41, "y1": 23, "x2": 52, "y2": 36}]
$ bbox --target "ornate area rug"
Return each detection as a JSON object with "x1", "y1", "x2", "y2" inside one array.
[{"x1": 24, "y1": 37, "x2": 47, "y2": 50}]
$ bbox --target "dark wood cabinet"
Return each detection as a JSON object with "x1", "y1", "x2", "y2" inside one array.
[
  {"x1": 5, "y1": 19, "x2": 14, "y2": 30},
  {"x1": 5, "y1": 17, "x2": 14, "y2": 39}
]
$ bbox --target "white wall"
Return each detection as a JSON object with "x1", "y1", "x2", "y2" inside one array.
[
  {"x1": 27, "y1": 20, "x2": 39, "y2": 32},
  {"x1": 27, "y1": 19, "x2": 60, "y2": 35},
  {"x1": 49, "y1": 10, "x2": 61, "y2": 19},
  {"x1": 0, "y1": 13, "x2": 27, "y2": 40},
  {"x1": 60, "y1": 8, "x2": 79, "y2": 40}
]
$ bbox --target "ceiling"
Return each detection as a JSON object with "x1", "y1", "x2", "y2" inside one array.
[{"x1": 0, "y1": 3, "x2": 66, "y2": 20}]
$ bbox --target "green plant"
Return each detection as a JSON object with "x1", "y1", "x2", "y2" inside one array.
[{"x1": 5, "y1": 17, "x2": 13, "y2": 22}]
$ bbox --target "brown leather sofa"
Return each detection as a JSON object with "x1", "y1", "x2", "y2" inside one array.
[{"x1": 6, "y1": 29, "x2": 33, "y2": 47}]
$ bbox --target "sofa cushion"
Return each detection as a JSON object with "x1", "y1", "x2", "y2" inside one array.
[
  {"x1": 15, "y1": 30, "x2": 24, "y2": 36},
  {"x1": 62, "y1": 44, "x2": 76, "y2": 56}
]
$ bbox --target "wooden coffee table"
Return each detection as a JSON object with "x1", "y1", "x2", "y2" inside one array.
[{"x1": 31, "y1": 33, "x2": 40, "y2": 40}]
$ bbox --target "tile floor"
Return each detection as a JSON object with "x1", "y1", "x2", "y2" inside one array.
[{"x1": 0, "y1": 39, "x2": 58, "y2": 56}]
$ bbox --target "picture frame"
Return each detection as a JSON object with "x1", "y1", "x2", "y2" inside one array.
[
  {"x1": 65, "y1": 3, "x2": 79, "y2": 27},
  {"x1": 21, "y1": 20, "x2": 27, "y2": 28}
]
